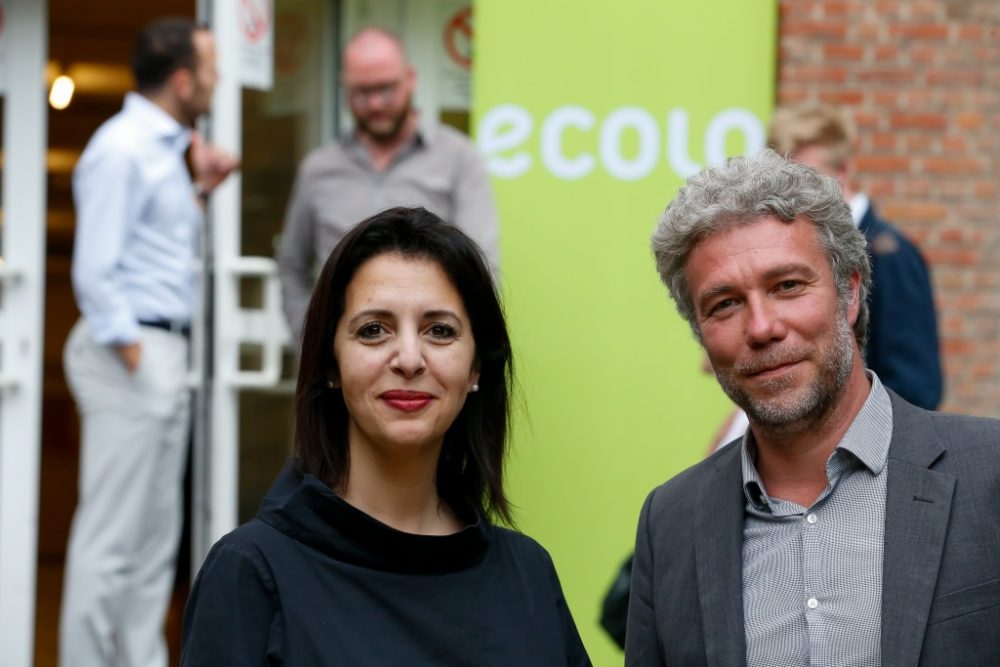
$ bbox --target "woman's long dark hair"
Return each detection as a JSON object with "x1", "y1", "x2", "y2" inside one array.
[{"x1": 293, "y1": 207, "x2": 514, "y2": 524}]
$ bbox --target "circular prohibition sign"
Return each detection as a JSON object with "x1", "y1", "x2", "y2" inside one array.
[
  {"x1": 240, "y1": 0, "x2": 271, "y2": 44},
  {"x1": 443, "y1": 5, "x2": 473, "y2": 70}
]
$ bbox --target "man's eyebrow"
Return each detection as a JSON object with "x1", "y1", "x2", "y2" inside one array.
[
  {"x1": 761, "y1": 262, "x2": 819, "y2": 281},
  {"x1": 697, "y1": 284, "x2": 735, "y2": 310}
]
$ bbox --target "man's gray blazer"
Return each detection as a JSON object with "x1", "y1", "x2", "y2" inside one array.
[{"x1": 625, "y1": 392, "x2": 1000, "y2": 666}]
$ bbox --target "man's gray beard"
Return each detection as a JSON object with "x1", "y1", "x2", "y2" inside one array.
[{"x1": 714, "y1": 315, "x2": 855, "y2": 433}]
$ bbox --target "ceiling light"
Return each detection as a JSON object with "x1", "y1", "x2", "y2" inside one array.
[{"x1": 49, "y1": 75, "x2": 75, "y2": 110}]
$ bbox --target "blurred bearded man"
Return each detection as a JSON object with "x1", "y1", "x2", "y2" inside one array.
[
  {"x1": 625, "y1": 150, "x2": 1000, "y2": 667},
  {"x1": 277, "y1": 27, "x2": 498, "y2": 340}
]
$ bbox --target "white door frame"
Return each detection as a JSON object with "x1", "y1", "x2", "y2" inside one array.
[
  {"x1": 0, "y1": 0, "x2": 48, "y2": 665},
  {"x1": 192, "y1": 0, "x2": 291, "y2": 568}
]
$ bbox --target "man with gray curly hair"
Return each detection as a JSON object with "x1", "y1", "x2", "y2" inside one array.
[{"x1": 626, "y1": 150, "x2": 1000, "y2": 667}]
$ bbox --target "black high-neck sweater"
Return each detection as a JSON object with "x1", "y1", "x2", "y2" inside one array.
[{"x1": 181, "y1": 461, "x2": 592, "y2": 666}]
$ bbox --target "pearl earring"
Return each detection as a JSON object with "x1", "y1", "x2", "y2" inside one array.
[
  {"x1": 470, "y1": 383, "x2": 479, "y2": 393},
  {"x1": 327, "y1": 379, "x2": 335, "y2": 389}
]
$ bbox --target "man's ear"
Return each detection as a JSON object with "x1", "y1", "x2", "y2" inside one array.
[
  {"x1": 846, "y1": 270, "x2": 862, "y2": 326},
  {"x1": 170, "y1": 67, "x2": 194, "y2": 101}
]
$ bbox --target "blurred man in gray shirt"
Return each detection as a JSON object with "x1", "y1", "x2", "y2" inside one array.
[{"x1": 277, "y1": 27, "x2": 498, "y2": 339}]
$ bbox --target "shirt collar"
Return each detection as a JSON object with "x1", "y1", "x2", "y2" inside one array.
[
  {"x1": 122, "y1": 92, "x2": 191, "y2": 152},
  {"x1": 849, "y1": 192, "x2": 870, "y2": 227},
  {"x1": 740, "y1": 371, "x2": 893, "y2": 510}
]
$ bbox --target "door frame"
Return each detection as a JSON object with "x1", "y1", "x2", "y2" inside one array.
[{"x1": 0, "y1": 1, "x2": 49, "y2": 665}]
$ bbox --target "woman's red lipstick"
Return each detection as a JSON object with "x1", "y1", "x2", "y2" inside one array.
[{"x1": 380, "y1": 390, "x2": 433, "y2": 412}]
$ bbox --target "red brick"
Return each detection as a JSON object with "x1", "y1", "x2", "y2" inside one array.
[
  {"x1": 781, "y1": 20, "x2": 848, "y2": 38},
  {"x1": 777, "y1": 89, "x2": 810, "y2": 105},
  {"x1": 974, "y1": 47, "x2": 999, "y2": 62},
  {"x1": 784, "y1": 65, "x2": 847, "y2": 83},
  {"x1": 909, "y1": 1, "x2": 943, "y2": 18},
  {"x1": 891, "y1": 112, "x2": 948, "y2": 129},
  {"x1": 819, "y1": 89, "x2": 864, "y2": 104},
  {"x1": 923, "y1": 157, "x2": 984, "y2": 174},
  {"x1": 974, "y1": 272, "x2": 1000, "y2": 288},
  {"x1": 854, "y1": 111, "x2": 880, "y2": 128},
  {"x1": 857, "y1": 22, "x2": 881, "y2": 39},
  {"x1": 942, "y1": 339, "x2": 978, "y2": 355},
  {"x1": 874, "y1": 0, "x2": 901, "y2": 17},
  {"x1": 941, "y1": 315, "x2": 967, "y2": 334},
  {"x1": 972, "y1": 362, "x2": 997, "y2": 379},
  {"x1": 868, "y1": 179, "x2": 895, "y2": 197},
  {"x1": 901, "y1": 90, "x2": 938, "y2": 107},
  {"x1": 890, "y1": 23, "x2": 950, "y2": 39},
  {"x1": 874, "y1": 44, "x2": 899, "y2": 61},
  {"x1": 911, "y1": 47, "x2": 937, "y2": 63},
  {"x1": 855, "y1": 155, "x2": 910, "y2": 172},
  {"x1": 822, "y1": 1, "x2": 851, "y2": 17},
  {"x1": 973, "y1": 181, "x2": 999, "y2": 197},
  {"x1": 893, "y1": 202, "x2": 949, "y2": 222},
  {"x1": 942, "y1": 136, "x2": 967, "y2": 151},
  {"x1": 778, "y1": 1, "x2": 816, "y2": 20},
  {"x1": 859, "y1": 67, "x2": 916, "y2": 83},
  {"x1": 927, "y1": 69, "x2": 983, "y2": 85},
  {"x1": 905, "y1": 135, "x2": 934, "y2": 151},
  {"x1": 929, "y1": 249, "x2": 983, "y2": 267},
  {"x1": 873, "y1": 91, "x2": 897, "y2": 106},
  {"x1": 870, "y1": 133, "x2": 897, "y2": 149},
  {"x1": 899, "y1": 180, "x2": 932, "y2": 197},
  {"x1": 938, "y1": 228, "x2": 967, "y2": 243},
  {"x1": 957, "y1": 112, "x2": 983, "y2": 129},
  {"x1": 959, "y1": 25, "x2": 984, "y2": 39},
  {"x1": 823, "y1": 43, "x2": 864, "y2": 60}
]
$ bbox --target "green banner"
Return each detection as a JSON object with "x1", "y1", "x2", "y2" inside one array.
[{"x1": 473, "y1": 2, "x2": 776, "y2": 662}]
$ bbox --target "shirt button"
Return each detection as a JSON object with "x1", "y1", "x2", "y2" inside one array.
[
  {"x1": 806, "y1": 513, "x2": 818, "y2": 524},
  {"x1": 807, "y1": 597, "x2": 819, "y2": 609}
]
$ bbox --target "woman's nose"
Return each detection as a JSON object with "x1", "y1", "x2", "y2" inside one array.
[{"x1": 390, "y1": 331, "x2": 426, "y2": 376}]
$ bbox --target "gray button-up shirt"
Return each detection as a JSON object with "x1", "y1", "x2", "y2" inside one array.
[
  {"x1": 741, "y1": 373, "x2": 893, "y2": 667},
  {"x1": 276, "y1": 120, "x2": 499, "y2": 339}
]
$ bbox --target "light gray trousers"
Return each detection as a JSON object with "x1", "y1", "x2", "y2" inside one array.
[{"x1": 60, "y1": 320, "x2": 190, "y2": 667}]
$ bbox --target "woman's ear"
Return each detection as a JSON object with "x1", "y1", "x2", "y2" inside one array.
[
  {"x1": 326, "y1": 371, "x2": 341, "y2": 389},
  {"x1": 468, "y1": 362, "x2": 480, "y2": 393}
]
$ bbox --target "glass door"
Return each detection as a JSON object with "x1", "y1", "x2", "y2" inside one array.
[{"x1": 0, "y1": 1, "x2": 49, "y2": 665}]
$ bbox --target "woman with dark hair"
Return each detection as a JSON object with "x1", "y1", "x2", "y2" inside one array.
[{"x1": 181, "y1": 207, "x2": 591, "y2": 666}]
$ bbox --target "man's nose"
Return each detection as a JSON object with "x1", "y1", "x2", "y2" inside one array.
[{"x1": 744, "y1": 296, "x2": 787, "y2": 347}]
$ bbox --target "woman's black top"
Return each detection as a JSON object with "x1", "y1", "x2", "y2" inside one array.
[{"x1": 181, "y1": 461, "x2": 592, "y2": 666}]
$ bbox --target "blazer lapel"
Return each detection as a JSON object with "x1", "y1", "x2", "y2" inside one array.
[
  {"x1": 881, "y1": 394, "x2": 956, "y2": 667},
  {"x1": 695, "y1": 445, "x2": 747, "y2": 667}
]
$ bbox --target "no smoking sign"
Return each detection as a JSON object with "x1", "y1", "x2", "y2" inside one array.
[
  {"x1": 443, "y1": 6, "x2": 472, "y2": 70},
  {"x1": 240, "y1": 0, "x2": 271, "y2": 44}
]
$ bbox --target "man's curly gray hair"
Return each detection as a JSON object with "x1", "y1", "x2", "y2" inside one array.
[{"x1": 651, "y1": 149, "x2": 871, "y2": 349}]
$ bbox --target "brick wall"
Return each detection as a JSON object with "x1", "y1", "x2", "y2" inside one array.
[{"x1": 777, "y1": 0, "x2": 1000, "y2": 416}]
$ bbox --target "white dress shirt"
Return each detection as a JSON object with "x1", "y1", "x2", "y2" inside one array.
[{"x1": 71, "y1": 92, "x2": 202, "y2": 345}]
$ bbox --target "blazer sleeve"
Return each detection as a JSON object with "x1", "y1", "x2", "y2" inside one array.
[
  {"x1": 625, "y1": 491, "x2": 665, "y2": 666},
  {"x1": 181, "y1": 541, "x2": 282, "y2": 666}
]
